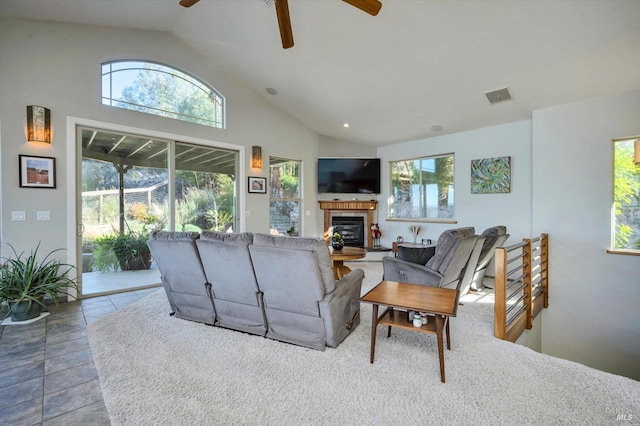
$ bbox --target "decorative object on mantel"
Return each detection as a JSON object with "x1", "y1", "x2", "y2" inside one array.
[
  {"x1": 471, "y1": 156, "x2": 511, "y2": 194},
  {"x1": 370, "y1": 223, "x2": 381, "y2": 249},
  {"x1": 396, "y1": 236, "x2": 404, "y2": 243},
  {"x1": 331, "y1": 232, "x2": 344, "y2": 250},
  {"x1": 408, "y1": 224, "x2": 421, "y2": 243}
]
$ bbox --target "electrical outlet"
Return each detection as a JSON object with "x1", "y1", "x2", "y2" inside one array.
[
  {"x1": 37, "y1": 211, "x2": 51, "y2": 221},
  {"x1": 11, "y1": 211, "x2": 26, "y2": 221},
  {"x1": 245, "y1": 210, "x2": 250, "y2": 218},
  {"x1": 305, "y1": 210, "x2": 311, "y2": 216}
]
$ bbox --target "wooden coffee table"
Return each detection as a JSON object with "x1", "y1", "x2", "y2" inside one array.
[
  {"x1": 360, "y1": 280, "x2": 459, "y2": 383},
  {"x1": 329, "y1": 246, "x2": 367, "y2": 279}
]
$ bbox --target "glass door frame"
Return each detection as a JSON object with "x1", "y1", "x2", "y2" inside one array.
[{"x1": 66, "y1": 117, "x2": 245, "y2": 299}]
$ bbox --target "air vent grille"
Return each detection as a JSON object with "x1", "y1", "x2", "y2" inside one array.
[{"x1": 484, "y1": 87, "x2": 512, "y2": 104}]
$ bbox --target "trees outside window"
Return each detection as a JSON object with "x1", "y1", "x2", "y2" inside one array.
[
  {"x1": 102, "y1": 60, "x2": 224, "y2": 128},
  {"x1": 389, "y1": 154, "x2": 454, "y2": 220},
  {"x1": 269, "y1": 158, "x2": 301, "y2": 236},
  {"x1": 612, "y1": 138, "x2": 640, "y2": 251}
]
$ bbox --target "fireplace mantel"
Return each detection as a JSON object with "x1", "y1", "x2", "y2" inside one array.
[{"x1": 319, "y1": 200, "x2": 377, "y2": 248}]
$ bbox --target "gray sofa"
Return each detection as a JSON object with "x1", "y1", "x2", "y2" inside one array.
[{"x1": 148, "y1": 231, "x2": 364, "y2": 351}]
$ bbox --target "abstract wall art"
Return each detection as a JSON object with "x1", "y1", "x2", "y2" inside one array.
[{"x1": 470, "y1": 156, "x2": 511, "y2": 194}]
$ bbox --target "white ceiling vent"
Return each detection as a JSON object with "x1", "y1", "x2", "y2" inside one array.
[{"x1": 484, "y1": 87, "x2": 512, "y2": 104}]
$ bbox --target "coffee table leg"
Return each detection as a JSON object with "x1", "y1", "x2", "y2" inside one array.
[
  {"x1": 435, "y1": 314, "x2": 446, "y2": 383},
  {"x1": 445, "y1": 317, "x2": 451, "y2": 350},
  {"x1": 370, "y1": 304, "x2": 378, "y2": 363}
]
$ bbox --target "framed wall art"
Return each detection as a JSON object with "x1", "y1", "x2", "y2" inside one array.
[
  {"x1": 470, "y1": 156, "x2": 511, "y2": 194},
  {"x1": 19, "y1": 155, "x2": 56, "y2": 189},
  {"x1": 248, "y1": 176, "x2": 266, "y2": 194}
]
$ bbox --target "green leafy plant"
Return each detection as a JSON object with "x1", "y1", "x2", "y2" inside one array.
[
  {"x1": 111, "y1": 231, "x2": 152, "y2": 270},
  {"x1": 93, "y1": 234, "x2": 120, "y2": 272},
  {"x1": 331, "y1": 232, "x2": 344, "y2": 243},
  {"x1": 0, "y1": 243, "x2": 77, "y2": 322}
]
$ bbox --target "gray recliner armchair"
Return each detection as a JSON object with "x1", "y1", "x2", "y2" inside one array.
[
  {"x1": 467, "y1": 226, "x2": 509, "y2": 291},
  {"x1": 382, "y1": 227, "x2": 484, "y2": 291}
]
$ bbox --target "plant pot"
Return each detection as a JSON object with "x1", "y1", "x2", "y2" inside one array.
[
  {"x1": 9, "y1": 298, "x2": 43, "y2": 322},
  {"x1": 122, "y1": 253, "x2": 153, "y2": 271},
  {"x1": 332, "y1": 241, "x2": 344, "y2": 250}
]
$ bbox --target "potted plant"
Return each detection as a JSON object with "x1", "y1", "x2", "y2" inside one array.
[
  {"x1": 113, "y1": 231, "x2": 152, "y2": 271},
  {"x1": 93, "y1": 228, "x2": 153, "y2": 272},
  {"x1": 0, "y1": 243, "x2": 78, "y2": 322},
  {"x1": 331, "y1": 232, "x2": 344, "y2": 250}
]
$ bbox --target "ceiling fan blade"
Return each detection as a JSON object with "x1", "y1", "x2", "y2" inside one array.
[
  {"x1": 342, "y1": 0, "x2": 382, "y2": 16},
  {"x1": 275, "y1": 0, "x2": 294, "y2": 49},
  {"x1": 179, "y1": 0, "x2": 200, "y2": 7}
]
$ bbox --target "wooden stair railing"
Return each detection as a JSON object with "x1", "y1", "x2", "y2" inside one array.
[{"x1": 494, "y1": 233, "x2": 548, "y2": 342}]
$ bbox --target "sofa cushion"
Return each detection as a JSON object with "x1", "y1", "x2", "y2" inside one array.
[
  {"x1": 253, "y1": 234, "x2": 336, "y2": 294},
  {"x1": 200, "y1": 230, "x2": 254, "y2": 244},
  {"x1": 150, "y1": 230, "x2": 200, "y2": 241}
]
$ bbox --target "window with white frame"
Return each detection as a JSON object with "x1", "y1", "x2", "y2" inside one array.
[
  {"x1": 389, "y1": 154, "x2": 455, "y2": 220},
  {"x1": 101, "y1": 60, "x2": 225, "y2": 128},
  {"x1": 269, "y1": 157, "x2": 301, "y2": 236},
  {"x1": 611, "y1": 137, "x2": 640, "y2": 252}
]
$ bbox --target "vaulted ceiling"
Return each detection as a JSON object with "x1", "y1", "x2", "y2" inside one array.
[{"x1": 1, "y1": 0, "x2": 639, "y2": 146}]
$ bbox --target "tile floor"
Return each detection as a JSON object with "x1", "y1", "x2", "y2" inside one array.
[{"x1": 0, "y1": 287, "x2": 161, "y2": 425}]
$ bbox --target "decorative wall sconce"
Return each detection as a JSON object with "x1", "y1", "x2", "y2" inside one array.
[
  {"x1": 27, "y1": 105, "x2": 51, "y2": 144},
  {"x1": 252, "y1": 145, "x2": 263, "y2": 169},
  {"x1": 635, "y1": 139, "x2": 640, "y2": 165}
]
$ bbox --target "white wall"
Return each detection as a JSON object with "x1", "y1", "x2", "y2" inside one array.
[
  {"x1": 0, "y1": 18, "x2": 319, "y2": 259},
  {"x1": 377, "y1": 120, "x2": 532, "y2": 247},
  {"x1": 532, "y1": 89, "x2": 640, "y2": 379}
]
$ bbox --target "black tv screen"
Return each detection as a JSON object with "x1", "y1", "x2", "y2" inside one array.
[{"x1": 317, "y1": 158, "x2": 381, "y2": 194}]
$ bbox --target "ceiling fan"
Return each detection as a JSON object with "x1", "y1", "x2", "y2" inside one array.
[{"x1": 179, "y1": 0, "x2": 382, "y2": 49}]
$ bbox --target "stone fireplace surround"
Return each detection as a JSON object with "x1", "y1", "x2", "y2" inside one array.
[{"x1": 319, "y1": 200, "x2": 377, "y2": 248}]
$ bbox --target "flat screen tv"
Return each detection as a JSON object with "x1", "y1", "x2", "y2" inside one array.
[{"x1": 317, "y1": 158, "x2": 381, "y2": 194}]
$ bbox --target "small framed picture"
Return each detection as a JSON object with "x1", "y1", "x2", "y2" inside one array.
[
  {"x1": 19, "y1": 155, "x2": 56, "y2": 189},
  {"x1": 248, "y1": 176, "x2": 266, "y2": 194}
]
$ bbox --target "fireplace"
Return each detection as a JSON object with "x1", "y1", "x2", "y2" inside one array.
[
  {"x1": 332, "y1": 217, "x2": 365, "y2": 247},
  {"x1": 318, "y1": 200, "x2": 377, "y2": 248}
]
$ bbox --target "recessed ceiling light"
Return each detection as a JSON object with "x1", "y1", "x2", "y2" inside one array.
[
  {"x1": 343, "y1": 123, "x2": 350, "y2": 128},
  {"x1": 265, "y1": 87, "x2": 278, "y2": 95},
  {"x1": 430, "y1": 124, "x2": 444, "y2": 132}
]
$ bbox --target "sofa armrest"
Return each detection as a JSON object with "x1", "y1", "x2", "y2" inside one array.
[
  {"x1": 382, "y1": 256, "x2": 443, "y2": 287},
  {"x1": 318, "y1": 268, "x2": 364, "y2": 348}
]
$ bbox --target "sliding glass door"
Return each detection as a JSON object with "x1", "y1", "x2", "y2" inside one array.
[{"x1": 78, "y1": 127, "x2": 237, "y2": 297}]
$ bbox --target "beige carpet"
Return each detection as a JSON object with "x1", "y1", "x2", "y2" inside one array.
[{"x1": 87, "y1": 262, "x2": 639, "y2": 425}]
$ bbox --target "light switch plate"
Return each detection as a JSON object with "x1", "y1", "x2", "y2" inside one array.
[
  {"x1": 37, "y1": 211, "x2": 51, "y2": 221},
  {"x1": 11, "y1": 211, "x2": 26, "y2": 221}
]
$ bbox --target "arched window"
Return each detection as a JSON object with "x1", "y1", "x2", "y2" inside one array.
[{"x1": 101, "y1": 60, "x2": 225, "y2": 129}]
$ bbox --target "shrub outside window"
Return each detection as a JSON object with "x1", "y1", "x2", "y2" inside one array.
[
  {"x1": 612, "y1": 137, "x2": 640, "y2": 251},
  {"x1": 389, "y1": 154, "x2": 455, "y2": 220},
  {"x1": 102, "y1": 60, "x2": 224, "y2": 128},
  {"x1": 270, "y1": 157, "x2": 301, "y2": 236}
]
